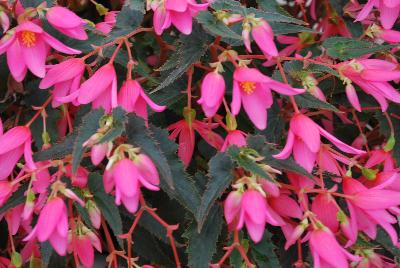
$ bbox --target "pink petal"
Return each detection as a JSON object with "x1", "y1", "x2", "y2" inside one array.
[
  {"x1": 234, "y1": 67, "x2": 271, "y2": 83},
  {"x1": 242, "y1": 190, "x2": 267, "y2": 224},
  {"x1": 7, "y1": 41, "x2": 27, "y2": 82},
  {"x1": 113, "y1": 159, "x2": 140, "y2": 197},
  {"x1": 245, "y1": 219, "x2": 265, "y2": 243},
  {"x1": 46, "y1": 6, "x2": 84, "y2": 29},
  {"x1": 318, "y1": 126, "x2": 366, "y2": 155},
  {"x1": 353, "y1": 189, "x2": 400, "y2": 209},
  {"x1": 42, "y1": 32, "x2": 81, "y2": 54},
  {"x1": 273, "y1": 130, "x2": 295, "y2": 159},
  {"x1": 293, "y1": 139, "x2": 317, "y2": 172},
  {"x1": 290, "y1": 114, "x2": 320, "y2": 153},
  {"x1": 241, "y1": 87, "x2": 272, "y2": 130},
  {"x1": 170, "y1": 10, "x2": 193, "y2": 35},
  {"x1": 0, "y1": 126, "x2": 30, "y2": 154},
  {"x1": 39, "y1": 58, "x2": 85, "y2": 89},
  {"x1": 76, "y1": 237, "x2": 94, "y2": 268},
  {"x1": 345, "y1": 84, "x2": 361, "y2": 112},
  {"x1": 231, "y1": 81, "x2": 242, "y2": 115},
  {"x1": 36, "y1": 197, "x2": 65, "y2": 241},
  {"x1": 224, "y1": 191, "x2": 243, "y2": 224},
  {"x1": 166, "y1": 0, "x2": 188, "y2": 12},
  {"x1": 380, "y1": 3, "x2": 400, "y2": 29}
]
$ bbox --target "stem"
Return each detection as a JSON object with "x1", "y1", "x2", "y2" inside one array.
[
  {"x1": 276, "y1": 59, "x2": 299, "y2": 113},
  {"x1": 186, "y1": 66, "x2": 194, "y2": 110},
  {"x1": 25, "y1": 96, "x2": 52, "y2": 127},
  {"x1": 102, "y1": 219, "x2": 118, "y2": 268}
]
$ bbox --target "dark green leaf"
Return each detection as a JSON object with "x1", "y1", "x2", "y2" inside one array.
[
  {"x1": 185, "y1": 205, "x2": 224, "y2": 268},
  {"x1": 40, "y1": 242, "x2": 53, "y2": 268},
  {"x1": 196, "y1": 11, "x2": 242, "y2": 40},
  {"x1": 0, "y1": 184, "x2": 28, "y2": 214},
  {"x1": 295, "y1": 92, "x2": 339, "y2": 112},
  {"x1": 196, "y1": 152, "x2": 234, "y2": 231},
  {"x1": 323, "y1": 37, "x2": 395, "y2": 60},
  {"x1": 72, "y1": 109, "x2": 104, "y2": 173},
  {"x1": 151, "y1": 24, "x2": 211, "y2": 94},
  {"x1": 88, "y1": 173, "x2": 123, "y2": 247},
  {"x1": 250, "y1": 231, "x2": 281, "y2": 267},
  {"x1": 227, "y1": 146, "x2": 274, "y2": 181}
]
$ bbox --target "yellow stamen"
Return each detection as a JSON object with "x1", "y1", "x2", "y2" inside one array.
[
  {"x1": 239, "y1": 81, "x2": 256, "y2": 95},
  {"x1": 20, "y1": 31, "x2": 36, "y2": 48}
]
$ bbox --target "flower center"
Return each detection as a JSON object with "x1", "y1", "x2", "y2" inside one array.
[
  {"x1": 20, "y1": 31, "x2": 36, "y2": 48},
  {"x1": 239, "y1": 81, "x2": 256, "y2": 95}
]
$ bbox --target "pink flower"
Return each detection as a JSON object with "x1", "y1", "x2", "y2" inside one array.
[
  {"x1": 344, "y1": 177, "x2": 400, "y2": 245},
  {"x1": 69, "y1": 231, "x2": 102, "y2": 268},
  {"x1": 309, "y1": 227, "x2": 359, "y2": 268},
  {"x1": 168, "y1": 116, "x2": 223, "y2": 166},
  {"x1": 151, "y1": 0, "x2": 209, "y2": 35},
  {"x1": 224, "y1": 189, "x2": 285, "y2": 243},
  {"x1": 90, "y1": 143, "x2": 109, "y2": 166},
  {"x1": 25, "y1": 197, "x2": 69, "y2": 255},
  {"x1": 338, "y1": 59, "x2": 400, "y2": 111},
  {"x1": 356, "y1": 0, "x2": 400, "y2": 29},
  {"x1": 0, "y1": 21, "x2": 80, "y2": 81},
  {"x1": 231, "y1": 67, "x2": 304, "y2": 130},
  {"x1": 39, "y1": 58, "x2": 85, "y2": 107},
  {"x1": 220, "y1": 130, "x2": 247, "y2": 152},
  {"x1": 311, "y1": 194, "x2": 340, "y2": 232},
  {"x1": 106, "y1": 157, "x2": 159, "y2": 213},
  {"x1": 197, "y1": 72, "x2": 225, "y2": 118},
  {"x1": 46, "y1": 6, "x2": 88, "y2": 40},
  {"x1": 118, "y1": 79, "x2": 166, "y2": 122},
  {"x1": 243, "y1": 19, "x2": 278, "y2": 58},
  {"x1": 274, "y1": 113, "x2": 365, "y2": 172},
  {"x1": 95, "y1": 11, "x2": 118, "y2": 34},
  {"x1": 77, "y1": 63, "x2": 118, "y2": 113},
  {"x1": 0, "y1": 181, "x2": 13, "y2": 206},
  {"x1": 0, "y1": 124, "x2": 36, "y2": 180},
  {"x1": 64, "y1": 165, "x2": 89, "y2": 188},
  {"x1": 87, "y1": 200, "x2": 101, "y2": 229}
]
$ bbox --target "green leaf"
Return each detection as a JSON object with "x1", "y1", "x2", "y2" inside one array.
[
  {"x1": 250, "y1": 231, "x2": 281, "y2": 267},
  {"x1": 257, "y1": 102, "x2": 285, "y2": 144},
  {"x1": 375, "y1": 228, "x2": 400, "y2": 256},
  {"x1": 107, "y1": 1, "x2": 144, "y2": 39},
  {"x1": 196, "y1": 152, "x2": 234, "y2": 231},
  {"x1": 185, "y1": 205, "x2": 224, "y2": 268},
  {"x1": 98, "y1": 107, "x2": 127, "y2": 144},
  {"x1": 40, "y1": 242, "x2": 53, "y2": 268},
  {"x1": 0, "y1": 183, "x2": 28, "y2": 214},
  {"x1": 149, "y1": 124, "x2": 202, "y2": 216},
  {"x1": 72, "y1": 109, "x2": 104, "y2": 173},
  {"x1": 34, "y1": 134, "x2": 76, "y2": 161},
  {"x1": 295, "y1": 92, "x2": 340, "y2": 112},
  {"x1": 247, "y1": 135, "x2": 314, "y2": 179},
  {"x1": 323, "y1": 37, "x2": 395, "y2": 60},
  {"x1": 269, "y1": 22, "x2": 314, "y2": 35},
  {"x1": 88, "y1": 173, "x2": 123, "y2": 247},
  {"x1": 151, "y1": 24, "x2": 212, "y2": 94},
  {"x1": 196, "y1": 11, "x2": 242, "y2": 40},
  {"x1": 227, "y1": 146, "x2": 274, "y2": 181}
]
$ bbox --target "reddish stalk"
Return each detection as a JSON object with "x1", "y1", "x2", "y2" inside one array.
[
  {"x1": 25, "y1": 96, "x2": 52, "y2": 127},
  {"x1": 277, "y1": 59, "x2": 300, "y2": 114}
]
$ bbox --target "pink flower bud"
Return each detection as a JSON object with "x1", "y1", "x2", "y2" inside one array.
[{"x1": 197, "y1": 72, "x2": 225, "y2": 118}]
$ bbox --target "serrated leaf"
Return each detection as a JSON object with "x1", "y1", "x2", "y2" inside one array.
[
  {"x1": 185, "y1": 205, "x2": 223, "y2": 268},
  {"x1": 0, "y1": 183, "x2": 28, "y2": 214},
  {"x1": 323, "y1": 37, "x2": 395, "y2": 60},
  {"x1": 250, "y1": 231, "x2": 281, "y2": 267},
  {"x1": 149, "y1": 124, "x2": 202, "y2": 216},
  {"x1": 88, "y1": 173, "x2": 123, "y2": 247},
  {"x1": 40, "y1": 242, "x2": 53, "y2": 268},
  {"x1": 196, "y1": 152, "x2": 234, "y2": 231},
  {"x1": 295, "y1": 92, "x2": 339, "y2": 112},
  {"x1": 107, "y1": 2, "x2": 144, "y2": 39},
  {"x1": 151, "y1": 24, "x2": 211, "y2": 94},
  {"x1": 375, "y1": 228, "x2": 400, "y2": 256},
  {"x1": 72, "y1": 109, "x2": 104, "y2": 173},
  {"x1": 98, "y1": 107, "x2": 127, "y2": 144},
  {"x1": 247, "y1": 135, "x2": 314, "y2": 179},
  {"x1": 196, "y1": 11, "x2": 242, "y2": 40},
  {"x1": 227, "y1": 146, "x2": 274, "y2": 181}
]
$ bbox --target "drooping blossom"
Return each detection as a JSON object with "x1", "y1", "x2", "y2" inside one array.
[
  {"x1": 220, "y1": 130, "x2": 247, "y2": 152},
  {"x1": 231, "y1": 67, "x2": 305, "y2": 130},
  {"x1": 197, "y1": 72, "x2": 225, "y2": 118},
  {"x1": 356, "y1": 0, "x2": 400, "y2": 29},
  {"x1": 242, "y1": 18, "x2": 278, "y2": 58},
  {"x1": 337, "y1": 59, "x2": 400, "y2": 111},
  {"x1": 309, "y1": 226, "x2": 360, "y2": 268},
  {"x1": 39, "y1": 58, "x2": 85, "y2": 107},
  {"x1": 77, "y1": 63, "x2": 118, "y2": 113},
  {"x1": 90, "y1": 143, "x2": 110, "y2": 166},
  {"x1": 224, "y1": 189, "x2": 284, "y2": 243},
  {"x1": 367, "y1": 24, "x2": 400, "y2": 43},
  {"x1": 274, "y1": 113, "x2": 365, "y2": 172},
  {"x1": 150, "y1": 0, "x2": 209, "y2": 35},
  {"x1": 86, "y1": 200, "x2": 101, "y2": 229},
  {"x1": 117, "y1": 79, "x2": 166, "y2": 122},
  {"x1": 24, "y1": 197, "x2": 69, "y2": 255},
  {"x1": 95, "y1": 11, "x2": 118, "y2": 34},
  {"x1": 69, "y1": 227, "x2": 102, "y2": 268},
  {"x1": 343, "y1": 176, "x2": 400, "y2": 245},
  {"x1": 168, "y1": 110, "x2": 223, "y2": 166},
  {"x1": 46, "y1": 6, "x2": 88, "y2": 40},
  {"x1": 0, "y1": 123, "x2": 36, "y2": 180},
  {"x1": 104, "y1": 154, "x2": 160, "y2": 213},
  {"x1": 0, "y1": 21, "x2": 81, "y2": 81},
  {"x1": 64, "y1": 165, "x2": 89, "y2": 188}
]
